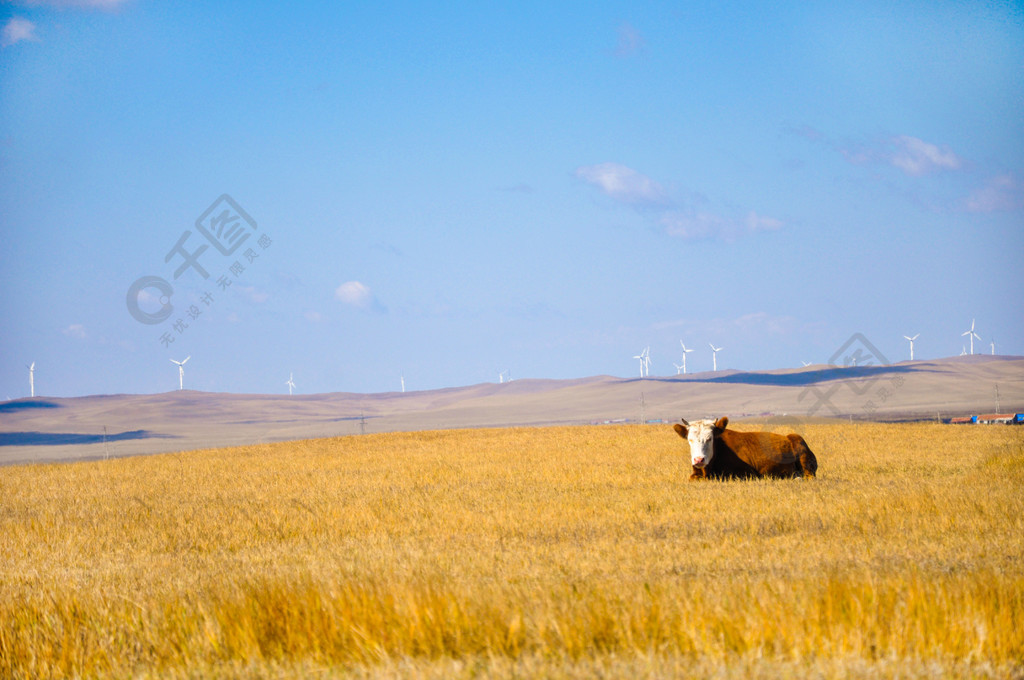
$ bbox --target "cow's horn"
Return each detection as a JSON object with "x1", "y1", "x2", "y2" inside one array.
[{"x1": 679, "y1": 418, "x2": 689, "y2": 427}]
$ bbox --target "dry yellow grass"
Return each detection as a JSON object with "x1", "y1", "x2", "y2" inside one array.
[{"x1": 1, "y1": 422, "x2": 1022, "y2": 679}]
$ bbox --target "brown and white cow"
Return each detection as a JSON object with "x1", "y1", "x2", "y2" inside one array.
[{"x1": 673, "y1": 416, "x2": 817, "y2": 480}]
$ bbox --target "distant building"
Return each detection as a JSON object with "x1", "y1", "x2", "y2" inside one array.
[{"x1": 977, "y1": 413, "x2": 1015, "y2": 425}]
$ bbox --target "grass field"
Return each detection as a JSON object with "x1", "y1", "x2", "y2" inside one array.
[{"x1": 1, "y1": 422, "x2": 1022, "y2": 678}]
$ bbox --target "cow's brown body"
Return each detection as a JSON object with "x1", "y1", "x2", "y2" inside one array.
[{"x1": 673, "y1": 417, "x2": 818, "y2": 480}]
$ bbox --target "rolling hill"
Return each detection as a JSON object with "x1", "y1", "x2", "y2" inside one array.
[{"x1": 2, "y1": 355, "x2": 1021, "y2": 465}]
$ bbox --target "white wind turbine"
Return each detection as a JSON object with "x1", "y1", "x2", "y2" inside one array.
[
  {"x1": 709, "y1": 343, "x2": 722, "y2": 372},
  {"x1": 990, "y1": 339, "x2": 995, "y2": 356},
  {"x1": 170, "y1": 356, "x2": 190, "y2": 390},
  {"x1": 962, "y1": 319, "x2": 980, "y2": 355},
  {"x1": 633, "y1": 347, "x2": 651, "y2": 377},
  {"x1": 401, "y1": 375, "x2": 406, "y2": 392},
  {"x1": 679, "y1": 341, "x2": 694, "y2": 374},
  {"x1": 286, "y1": 372, "x2": 296, "y2": 395},
  {"x1": 672, "y1": 362, "x2": 684, "y2": 375},
  {"x1": 27, "y1": 362, "x2": 35, "y2": 398},
  {"x1": 801, "y1": 361, "x2": 811, "y2": 367},
  {"x1": 903, "y1": 334, "x2": 919, "y2": 361}
]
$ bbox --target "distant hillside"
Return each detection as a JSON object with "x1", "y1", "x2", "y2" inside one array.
[{"x1": 2, "y1": 356, "x2": 1022, "y2": 466}]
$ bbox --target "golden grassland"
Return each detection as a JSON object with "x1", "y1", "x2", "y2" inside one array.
[{"x1": 1, "y1": 422, "x2": 1022, "y2": 679}]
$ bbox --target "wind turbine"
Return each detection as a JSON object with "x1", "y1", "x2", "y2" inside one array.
[
  {"x1": 962, "y1": 319, "x2": 980, "y2": 355},
  {"x1": 672, "y1": 362, "x2": 684, "y2": 375},
  {"x1": 170, "y1": 356, "x2": 190, "y2": 390},
  {"x1": 903, "y1": 334, "x2": 919, "y2": 361},
  {"x1": 401, "y1": 375, "x2": 406, "y2": 392},
  {"x1": 286, "y1": 372, "x2": 296, "y2": 395},
  {"x1": 990, "y1": 339, "x2": 995, "y2": 356},
  {"x1": 27, "y1": 362, "x2": 35, "y2": 398},
  {"x1": 801, "y1": 361, "x2": 811, "y2": 367},
  {"x1": 633, "y1": 347, "x2": 650, "y2": 377},
  {"x1": 709, "y1": 343, "x2": 722, "y2": 372},
  {"x1": 960, "y1": 346, "x2": 967, "y2": 356},
  {"x1": 679, "y1": 341, "x2": 694, "y2": 374}
]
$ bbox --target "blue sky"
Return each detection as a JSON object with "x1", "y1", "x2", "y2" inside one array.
[{"x1": 2, "y1": 1, "x2": 1022, "y2": 397}]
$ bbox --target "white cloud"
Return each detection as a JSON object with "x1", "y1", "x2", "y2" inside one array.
[
  {"x1": 745, "y1": 211, "x2": 783, "y2": 232},
  {"x1": 575, "y1": 162, "x2": 667, "y2": 205},
  {"x1": 889, "y1": 136, "x2": 962, "y2": 176},
  {"x1": 661, "y1": 210, "x2": 784, "y2": 241},
  {"x1": 661, "y1": 212, "x2": 725, "y2": 240},
  {"x1": 966, "y1": 174, "x2": 1024, "y2": 213},
  {"x1": 840, "y1": 135, "x2": 963, "y2": 177},
  {"x1": 237, "y1": 285, "x2": 269, "y2": 304},
  {"x1": 61, "y1": 323, "x2": 86, "y2": 339},
  {"x1": 335, "y1": 281, "x2": 373, "y2": 308},
  {"x1": 577, "y1": 161, "x2": 781, "y2": 242},
  {"x1": 134, "y1": 288, "x2": 163, "y2": 311},
  {"x1": 1, "y1": 17, "x2": 38, "y2": 47}
]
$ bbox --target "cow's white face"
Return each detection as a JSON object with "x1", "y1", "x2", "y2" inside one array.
[{"x1": 686, "y1": 419, "x2": 717, "y2": 468}]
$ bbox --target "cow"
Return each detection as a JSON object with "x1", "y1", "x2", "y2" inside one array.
[{"x1": 673, "y1": 416, "x2": 817, "y2": 480}]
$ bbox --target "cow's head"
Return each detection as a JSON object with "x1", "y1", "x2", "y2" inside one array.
[{"x1": 673, "y1": 416, "x2": 729, "y2": 469}]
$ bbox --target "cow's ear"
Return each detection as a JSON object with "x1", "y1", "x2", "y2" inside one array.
[
  {"x1": 673, "y1": 423, "x2": 688, "y2": 439},
  {"x1": 714, "y1": 416, "x2": 729, "y2": 432}
]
